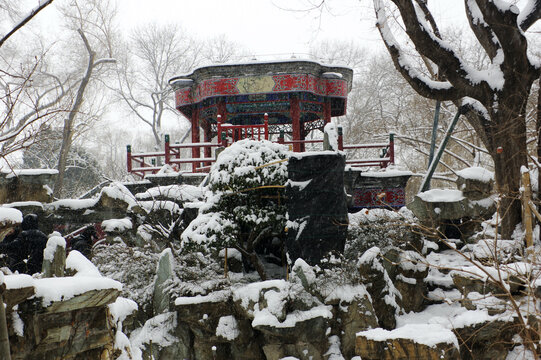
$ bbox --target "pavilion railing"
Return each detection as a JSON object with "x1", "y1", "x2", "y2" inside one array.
[
  {"x1": 217, "y1": 113, "x2": 269, "y2": 147},
  {"x1": 127, "y1": 121, "x2": 395, "y2": 178}
]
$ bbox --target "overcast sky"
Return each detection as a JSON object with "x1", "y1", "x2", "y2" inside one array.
[{"x1": 115, "y1": 0, "x2": 466, "y2": 60}]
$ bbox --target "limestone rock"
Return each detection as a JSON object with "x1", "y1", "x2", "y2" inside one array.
[
  {"x1": 220, "y1": 248, "x2": 243, "y2": 274},
  {"x1": 0, "y1": 208, "x2": 22, "y2": 242},
  {"x1": 453, "y1": 319, "x2": 516, "y2": 360},
  {"x1": 455, "y1": 167, "x2": 494, "y2": 200},
  {"x1": 0, "y1": 170, "x2": 56, "y2": 204},
  {"x1": 394, "y1": 250, "x2": 428, "y2": 313},
  {"x1": 358, "y1": 247, "x2": 402, "y2": 329},
  {"x1": 356, "y1": 324, "x2": 460, "y2": 359},
  {"x1": 451, "y1": 267, "x2": 521, "y2": 298},
  {"x1": 175, "y1": 290, "x2": 233, "y2": 338},
  {"x1": 153, "y1": 248, "x2": 175, "y2": 314},
  {"x1": 332, "y1": 291, "x2": 378, "y2": 359},
  {"x1": 407, "y1": 189, "x2": 496, "y2": 239}
]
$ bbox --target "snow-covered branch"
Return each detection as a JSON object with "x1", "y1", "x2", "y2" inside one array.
[
  {"x1": 373, "y1": 0, "x2": 460, "y2": 101},
  {"x1": 0, "y1": 0, "x2": 54, "y2": 48},
  {"x1": 518, "y1": 0, "x2": 541, "y2": 31}
]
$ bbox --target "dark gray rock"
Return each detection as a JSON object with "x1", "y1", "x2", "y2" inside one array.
[{"x1": 286, "y1": 152, "x2": 348, "y2": 265}]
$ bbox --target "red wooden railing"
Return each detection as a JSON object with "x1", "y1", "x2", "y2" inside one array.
[
  {"x1": 217, "y1": 113, "x2": 269, "y2": 147},
  {"x1": 127, "y1": 119, "x2": 395, "y2": 178}
]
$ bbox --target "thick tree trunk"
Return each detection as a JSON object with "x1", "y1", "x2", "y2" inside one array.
[
  {"x1": 537, "y1": 84, "x2": 541, "y2": 213},
  {"x1": 489, "y1": 95, "x2": 529, "y2": 239}
]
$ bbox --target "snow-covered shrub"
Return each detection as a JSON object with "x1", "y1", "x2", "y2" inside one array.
[
  {"x1": 181, "y1": 139, "x2": 289, "y2": 280},
  {"x1": 345, "y1": 208, "x2": 422, "y2": 261},
  {"x1": 93, "y1": 241, "x2": 159, "y2": 318}
]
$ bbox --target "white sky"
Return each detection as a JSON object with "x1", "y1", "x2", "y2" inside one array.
[
  {"x1": 116, "y1": 0, "x2": 379, "y2": 58},
  {"x1": 115, "y1": 0, "x2": 466, "y2": 60}
]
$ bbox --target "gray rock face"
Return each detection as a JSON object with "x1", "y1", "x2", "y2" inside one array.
[
  {"x1": 170, "y1": 271, "x2": 380, "y2": 360},
  {"x1": 358, "y1": 247, "x2": 402, "y2": 329},
  {"x1": 335, "y1": 293, "x2": 379, "y2": 359},
  {"x1": 456, "y1": 168, "x2": 494, "y2": 200},
  {"x1": 356, "y1": 327, "x2": 460, "y2": 360},
  {"x1": 286, "y1": 152, "x2": 348, "y2": 265},
  {"x1": 453, "y1": 319, "x2": 516, "y2": 360},
  {"x1": 0, "y1": 171, "x2": 56, "y2": 204},
  {"x1": 153, "y1": 248, "x2": 175, "y2": 315},
  {"x1": 408, "y1": 168, "x2": 495, "y2": 239}
]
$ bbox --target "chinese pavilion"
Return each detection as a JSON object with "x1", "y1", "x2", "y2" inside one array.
[{"x1": 168, "y1": 60, "x2": 353, "y2": 156}]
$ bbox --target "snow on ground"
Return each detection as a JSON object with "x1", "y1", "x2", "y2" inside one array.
[
  {"x1": 125, "y1": 312, "x2": 178, "y2": 360},
  {"x1": 1, "y1": 250, "x2": 122, "y2": 308},
  {"x1": 136, "y1": 200, "x2": 182, "y2": 215},
  {"x1": 49, "y1": 198, "x2": 98, "y2": 210},
  {"x1": 3, "y1": 274, "x2": 33, "y2": 289},
  {"x1": 360, "y1": 169, "x2": 413, "y2": 178},
  {"x1": 396, "y1": 302, "x2": 514, "y2": 331}
]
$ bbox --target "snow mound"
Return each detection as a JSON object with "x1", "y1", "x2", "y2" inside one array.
[
  {"x1": 102, "y1": 218, "x2": 133, "y2": 232},
  {"x1": 0, "y1": 207, "x2": 23, "y2": 225},
  {"x1": 357, "y1": 323, "x2": 458, "y2": 348},
  {"x1": 216, "y1": 315, "x2": 240, "y2": 340},
  {"x1": 456, "y1": 167, "x2": 494, "y2": 183},
  {"x1": 43, "y1": 235, "x2": 66, "y2": 262},
  {"x1": 417, "y1": 189, "x2": 464, "y2": 202}
]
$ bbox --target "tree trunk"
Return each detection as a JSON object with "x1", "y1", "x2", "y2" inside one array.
[
  {"x1": 0, "y1": 287, "x2": 10, "y2": 360},
  {"x1": 537, "y1": 83, "x2": 541, "y2": 213},
  {"x1": 249, "y1": 252, "x2": 268, "y2": 281},
  {"x1": 54, "y1": 117, "x2": 75, "y2": 197},
  {"x1": 54, "y1": 30, "x2": 95, "y2": 198},
  {"x1": 489, "y1": 99, "x2": 529, "y2": 239}
]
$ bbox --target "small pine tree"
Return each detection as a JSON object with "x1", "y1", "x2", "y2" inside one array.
[{"x1": 181, "y1": 139, "x2": 289, "y2": 280}]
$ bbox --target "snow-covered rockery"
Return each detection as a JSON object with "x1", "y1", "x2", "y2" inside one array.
[{"x1": 181, "y1": 140, "x2": 289, "y2": 273}]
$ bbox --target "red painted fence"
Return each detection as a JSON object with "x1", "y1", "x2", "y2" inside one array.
[{"x1": 127, "y1": 116, "x2": 395, "y2": 178}]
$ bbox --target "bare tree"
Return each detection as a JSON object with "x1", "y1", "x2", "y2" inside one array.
[
  {"x1": 373, "y1": 0, "x2": 541, "y2": 238},
  {"x1": 115, "y1": 23, "x2": 202, "y2": 149},
  {"x1": 0, "y1": 1, "x2": 72, "y2": 169},
  {"x1": 202, "y1": 34, "x2": 246, "y2": 64},
  {"x1": 53, "y1": 0, "x2": 117, "y2": 197}
]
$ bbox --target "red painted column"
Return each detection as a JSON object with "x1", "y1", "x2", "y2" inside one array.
[
  {"x1": 164, "y1": 134, "x2": 170, "y2": 165},
  {"x1": 126, "y1": 145, "x2": 132, "y2": 173},
  {"x1": 263, "y1": 113, "x2": 269, "y2": 140},
  {"x1": 290, "y1": 95, "x2": 302, "y2": 153},
  {"x1": 203, "y1": 121, "x2": 212, "y2": 165},
  {"x1": 191, "y1": 107, "x2": 200, "y2": 172},
  {"x1": 389, "y1": 132, "x2": 395, "y2": 166},
  {"x1": 299, "y1": 125, "x2": 306, "y2": 152},
  {"x1": 323, "y1": 99, "x2": 331, "y2": 124},
  {"x1": 217, "y1": 115, "x2": 223, "y2": 146},
  {"x1": 218, "y1": 100, "x2": 227, "y2": 122}
]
